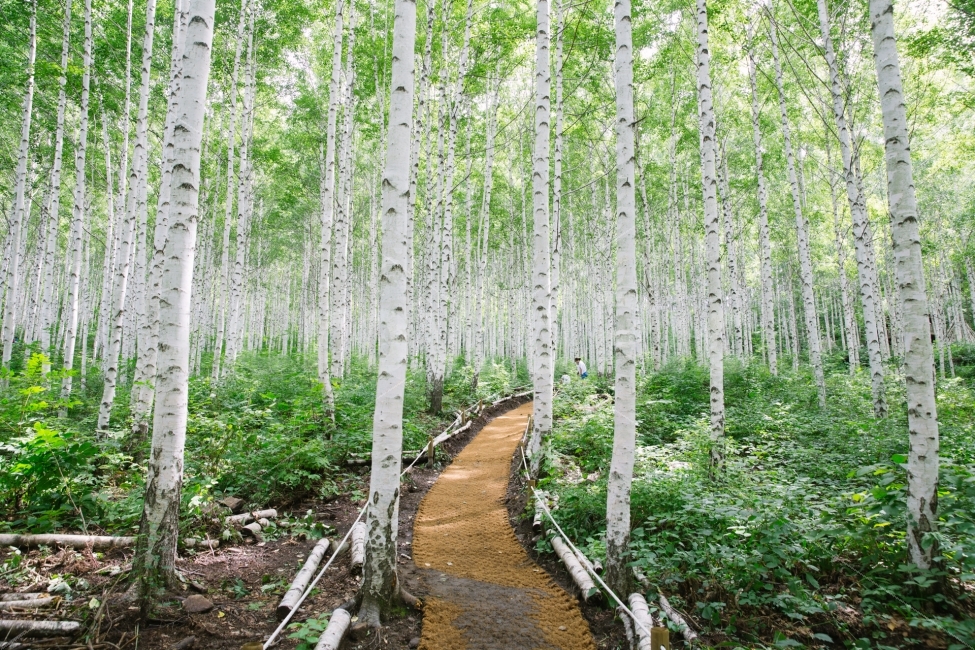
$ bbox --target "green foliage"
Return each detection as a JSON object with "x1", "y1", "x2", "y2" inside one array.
[{"x1": 544, "y1": 361, "x2": 975, "y2": 648}]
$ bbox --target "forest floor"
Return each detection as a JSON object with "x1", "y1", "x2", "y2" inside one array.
[{"x1": 1, "y1": 395, "x2": 622, "y2": 650}]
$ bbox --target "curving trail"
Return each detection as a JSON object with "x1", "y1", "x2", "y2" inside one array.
[{"x1": 413, "y1": 402, "x2": 595, "y2": 650}]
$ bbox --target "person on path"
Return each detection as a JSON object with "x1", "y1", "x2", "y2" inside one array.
[{"x1": 575, "y1": 357, "x2": 588, "y2": 379}]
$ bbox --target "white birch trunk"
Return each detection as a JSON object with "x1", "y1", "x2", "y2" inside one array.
[
  {"x1": 135, "y1": 0, "x2": 215, "y2": 608},
  {"x1": 131, "y1": 0, "x2": 188, "y2": 427},
  {"x1": 769, "y1": 16, "x2": 825, "y2": 406},
  {"x1": 696, "y1": 0, "x2": 725, "y2": 469},
  {"x1": 527, "y1": 0, "x2": 553, "y2": 474},
  {"x1": 98, "y1": 0, "x2": 157, "y2": 429},
  {"x1": 359, "y1": 0, "x2": 416, "y2": 625},
  {"x1": 1, "y1": 0, "x2": 37, "y2": 368},
  {"x1": 605, "y1": 0, "x2": 638, "y2": 595},
  {"x1": 817, "y1": 0, "x2": 886, "y2": 415},
  {"x1": 746, "y1": 23, "x2": 776, "y2": 374},
  {"x1": 868, "y1": 0, "x2": 940, "y2": 570},
  {"x1": 60, "y1": 0, "x2": 93, "y2": 405}
]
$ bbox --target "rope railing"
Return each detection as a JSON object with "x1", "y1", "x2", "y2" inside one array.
[
  {"x1": 519, "y1": 445, "x2": 658, "y2": 644},
  {"x1": 263, "y1": 385, "x2": 533, "y2": 649}
]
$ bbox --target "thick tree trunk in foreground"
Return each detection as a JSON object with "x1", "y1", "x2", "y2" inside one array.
[
  {"x1": 868, "y1": 0, "x2": 940, "y2": 571},
  {"x1": 695, "y1": 0, "x2": 725, "y2": 470},
  {"x1": 527, "y1": 0, "x2": 553, "y2": 475},
  {"x1": 135, "y1": 0, "x2": 215, "y2": 614},
  {"x1": 358, "y1": 0, "x2": 416, "y2": 626},
  {"x1": 605, "y1": 0, "x2": 638, "y2": 597}
]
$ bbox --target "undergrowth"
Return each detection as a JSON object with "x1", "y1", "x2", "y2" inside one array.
[
  {"x1": 0, "y1": 351, "x2": 526, "y2": 537},
  {"x1": 542, "y1": 355, "x2": 975, "y2": 650}
]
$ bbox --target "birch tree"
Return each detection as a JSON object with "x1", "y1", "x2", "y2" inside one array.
[
  {"x1": 696, "y1": 0, "x2": 725, "y2": 469},
  {"x1": 98, "y1": 0, "x2": 157, "y2": 429},
  {"x1": 527, "y1": 0, "x2": 553, "y2": 475},
  {"x1": 605, "y1": 0, "x2": 638, "y2": 595},
  {"x1": 817, "y1": 0, "x2": 887, "y2": 416},
  {"x1": 359, "y1": 0, "x2": 417, "y2": 626},
  {"x1": 868, "y1": 0, "x2": 940, "y2": 571},
  {"x1": 1, "y1": 0, "x2": 36, "y2": 369},
  {"x1": 60, "y1": 0, "x2": 93, "y2": 406},
  {"x1": 769, "y1": 13, "x2": 826, "y2": 407},
  {"x1": 135, "y1": 0, "x2": 216, "y2": 611}
]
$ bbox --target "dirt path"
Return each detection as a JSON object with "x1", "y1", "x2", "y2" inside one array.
[{"x1": 413, "y1": 402, "x2": 596, "y2": 650}]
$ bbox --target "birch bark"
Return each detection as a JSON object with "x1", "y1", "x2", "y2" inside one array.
[
  {"x1": 696, "y1": 0, "x2": 725, "y2": 469},
  {"x1": 60, "y1": 0, "x2": 93, "y2": 405},
  {"x1": 1, "y1": 0, "x2": 37, "y2": 369},
  {"x1": 605, "y1": 0, "x2": 638, "y2": 596},
  {"x1": 769, "y1": 15, "x2": 825, "y2": 406},
  {"x1": 868, "y1": 0, "x2": 940, "y2": 570},
  {"x1": 817, "y1": 0, "x2": 886, "y2": 415},
  {"x1": 98, "y1": 0, "x2": 157, "y2": 429},
  {"x1": 135, "y1": 0, "x2": 215, "y2": 611},
  {"x1": 747, "y1": 19, "x2": 774, "y2": 373},
  {"x1": 318, "y1": 0, "x2": 344, "y2": 416},
  {"x1": 527, "y1": 0, "x2": 553, "y2": 475},
  {"x1": 359, "y1": 0, "x2": 416, "y2": 625}
]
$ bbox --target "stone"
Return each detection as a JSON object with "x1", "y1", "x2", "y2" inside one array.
[
  {"x1": 219, "y1": 497, "x2": 245, "y2": 513},
  {"x1": 182, "y1": 595, "x2": 214, "y2": 614},
  {"x1": 409, "y1": 638, "x2": 421, "y2": 648},
  {"x1": 171, "y1": 636, "x2": 196, "y2": 649}
]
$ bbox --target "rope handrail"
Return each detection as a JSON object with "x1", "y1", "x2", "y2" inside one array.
[
  {"x1": 263, "y1": 385, "x2": 532, "y2": 648},
  {"x1": 519, "y1": 445, "x2": 654, "y2": 641}
]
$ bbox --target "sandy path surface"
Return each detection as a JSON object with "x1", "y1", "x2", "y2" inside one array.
[{"x1": 413, "y1": 402, "x2": 596, "y2": 650}]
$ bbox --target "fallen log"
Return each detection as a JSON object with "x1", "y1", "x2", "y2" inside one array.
[
  {"x1": 314, "y1": 608, "x2": 351, "y2": 650},
  {"x1": 224, "y1": 509, "x2": 277, "y2": 526},
  {"x1": 618, "y1": 605, "x2": 637, "y2": 650},
  {"x1": 627, "y1": 592, "x2": 655, "y2": 650},
  {"x1": 0, "y1": 619, "x2": 80, "y2": 637},
  {"x1": 550, "y1": 536, "x2": 601, "y2": 603},
  {"x1": 532, "y1": 494, "x2": 546, "y2": 533},
  {"x1": 0, "y1": 643, "x2": 27, "y2": 649},
  {"x1": 349, "y1": 522, "x2": 366, "y2": 574},
  {"x1": 0, "y1": 594, "x2": 42, "y2": 602},
  {"x1": 0, "y1": 534, "x2": 135, "y2": 550},
  {"x1": 181, "y1": 538, "x2": 219, "y2": 551},
  {"x1": 277, "y1": 538, "x2": 331, "y2": 620},
  {"x1": 0, "y1": 597, "x2": 55, "y2": 610},
  {"x1": 242, "y1": 523, "x2": 263, "y2": 541},
  {"x1": 659, "y1": 592, "x2": 698, "y2": 643}
]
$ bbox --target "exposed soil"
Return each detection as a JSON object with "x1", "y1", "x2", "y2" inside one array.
[
  {"x1": 0, "y1": 396, "x2": 536, "y2": 650},
  {"x1": 410, "y1": 402, "x2": 595, "y2": 650}
]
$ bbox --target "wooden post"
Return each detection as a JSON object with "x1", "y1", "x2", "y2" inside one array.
[
  {"x1": 650, "y1": 627, "x2": 670, "y2": 650},
  {"x1": 426, "y1": 434, "x2": 435, "y2": 467}
]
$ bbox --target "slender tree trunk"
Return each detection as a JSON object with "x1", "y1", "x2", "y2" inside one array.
[
  {"x1": 60, "y1": 0, "x2": 93, "y2": 407},
  {"x1": 868, "y1": 0, "x2": 940, "y2": 571},
  {"x1": 817, "y1": 0, "x2": 886, "y2": 414},
  {"x1": 358, "y1": 0, "x2": 416, "y2": 627},
  {"x1": 131, "y1": 0, "x2": 189, "y2": 430},
  {"x1": 98, "y1": 0, "x2": 157, "y2": 429},
  {"x1": 605, "y1": 0, "x2": 638, "y2": 596},
  {"x1": 134, "y1": 0, "x2": 215, "y2": 613},
  {"x1": 748, "y1": 22, "x2": 779, "y2": 375},
  {"x1": 769, "y1": 15, "x2": 825, "y2": 406},
  {"x1": 2, "y1": 0, "x2": 37, "y2": 369},
  {"x1": 696, "y1": 0, "x2": 725, "y2": 470}
]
